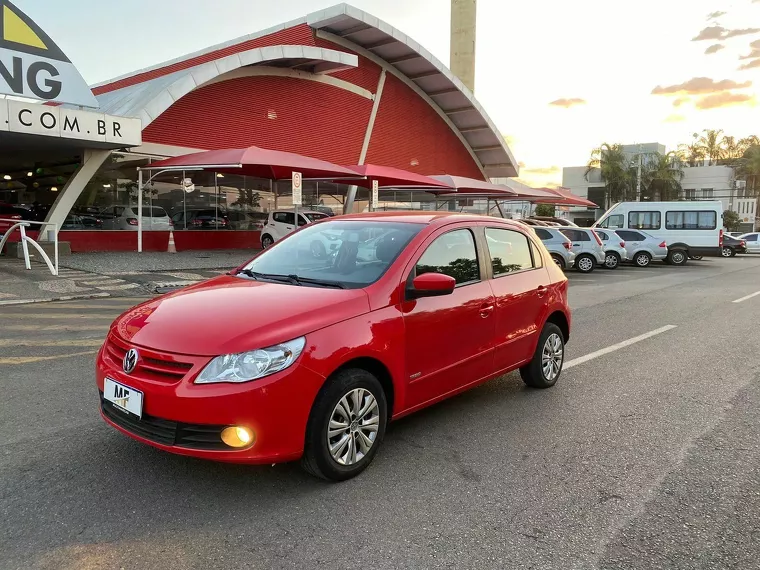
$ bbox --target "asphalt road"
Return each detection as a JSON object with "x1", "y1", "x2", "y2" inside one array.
[{"x1": 2, "y1": 257, "x2": 760, "y2": 570}]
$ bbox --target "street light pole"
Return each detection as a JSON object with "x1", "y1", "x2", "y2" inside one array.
[{"x1": 636, "y1": 143, "x2": 642, "y2": 201}]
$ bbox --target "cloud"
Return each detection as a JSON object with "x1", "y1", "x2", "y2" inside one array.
[
  {"x1": 740, "y1": 49, "x2": 760, "y2": 59},
  {"x1": 652, "y1": 77, "x2": 752, "y2": 95},
  {"x1": 673, "y1": 97, "x2": 690, "y2": 107},
  {"x1": 549, "y1": 97, "x2": 586, "y2": 108},
  {"x1": 692, "y1": 25, "x2": 760, "y2": 41},
  {"x1": 664, "y1": 114, "x2": 686, "y2": 123},
  {"x1": 705, "y1": 43, "x2": 725, "y2": 54},
  {"x1": 739, "y1": 58, "x2": 760, "y2": 70},
  {"x1": 520, "y1": 165, "x2": 561, "y2": 175},
  {"x1": 695, "y1": 92, "x2": 756, "y2": 109},
  {"x1": 693, "y1": 25, "x2": 726, "y2": 40},
  {"x1": 724, "y1": 28, "x2": 760, "y2": 39},
  {"x1": 707, "y1": 10, "x2": 726, "y2": 20}
]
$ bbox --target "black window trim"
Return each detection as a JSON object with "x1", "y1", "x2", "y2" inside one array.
[
  {"x1": 664, "y1": 210, "x2": 718, "y2": 231},
  {"x1": 411, "y1": 227, "x2": 482, "y2": 288},
  {"x1": 485, "y1": 226, "x2": 541, "y2": 279},
  {"x1": 628, "y1": 210, "x2": 661, "y2": 230}
]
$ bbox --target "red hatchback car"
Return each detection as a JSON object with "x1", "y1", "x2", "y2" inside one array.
[{"x1": 97, "y1": 213, "x2": 571, "y2": 480}]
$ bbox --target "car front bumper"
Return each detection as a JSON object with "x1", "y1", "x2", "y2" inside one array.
[{"x1": 96, "y1": 341, "x2": 326, "y2": 464}]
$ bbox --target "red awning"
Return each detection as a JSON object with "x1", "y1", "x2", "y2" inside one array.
[
  {"x1": 531, "y1": 187, "x2": 598, "y2": 207},
  {"x1": 340, "y1": 164, "x2": 454, "y2": 189},
  {"x1": 425, "y1": 175, "x2": 517, "y2": 196},
  {"x1": 141, "y1": 146, "x2": 361, "y2": 180}
]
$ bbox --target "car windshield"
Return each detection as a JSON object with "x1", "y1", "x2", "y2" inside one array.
[{"x1": 241, "y1": 221, "x2": 423, "y2": 288}]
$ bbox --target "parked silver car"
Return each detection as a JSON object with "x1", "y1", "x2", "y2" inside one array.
[
  {"x1": 592, "y1": 229, "x2": 628, "y2": 269},
  {"x1": 558, "y1": 228, "x2": 606, "y2": 273},
  {"x1": 533, "y1": 227, "x2": 576, "y2": 270},
  {"x1": 613, "y1": 229, "x2": 668, "y2": 267}
]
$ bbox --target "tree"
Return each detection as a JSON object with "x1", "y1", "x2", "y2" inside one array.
[
  {"x1": 585, "y1": 143, "x2": 634, "y2": 205},
  {"x1": 737, "y1": 145, "x2": 760, "y2": 196},
  {"x1": 697, "y1": 129, "x2": 725, "y2": 165},
  {"x1": 677, "y1": 141, "x2": 705, "y2": 167},
  {"x1": 641, "y1": 152, "x2": 684, "y2": 201},
  {"x1": 723, "y1": 210, "x2": 742, "y2": 231},
  {"x1": 534, "y1": 203, "x2": 555, "y2": 217}
]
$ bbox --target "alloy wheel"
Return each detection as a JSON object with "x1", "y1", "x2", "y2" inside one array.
[
  {"x1": 722, "y1": 247, "x2": 732, "y2": 257},
  {"x1": 605, "y1": 254, "x2": 618, "y2": 269},
  {"x1": 636, "y1": 253, "x2": 650, "y2": 267},
  {"x1": 327, "y1": 388, "x2": 380, "y2": 466},
  {"x1": 541, "y1": 333, "x2": 563, "y2": 382},
  {"x1": 577, "y1": 257, "x2": 593, "y2": 272},
  {"x1": 261, "y1": 236, "x2": 273, "y2": 249}
]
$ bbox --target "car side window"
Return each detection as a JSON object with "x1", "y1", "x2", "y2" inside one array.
[
  {"x1": 744, "y1": 234, "x2": 758, "y2": 242},
  {"x1": 595, "y1": 230, "x2": 608, "y2": 240},
  {"x1": 534, "y1": 228, "x2": 553, "y2": 240},
  {"x1": 599, "y1": 214, "x2": 623, "y2": 228},
  {"x1": 298, "y1": 215, "x2": 309, "y2": 227},
  {"x1": 629, "y1": 211, "x2": 661, "y2": 230},
  {"x1": 485, "y1": 228, "x2": 535, "y2": 276},
  {"x1": 563, "y1": 229, "x2": 589, "y2": 242},
  {"x1": 415, "y1": 229, "x2": 479, "y2": 285}
]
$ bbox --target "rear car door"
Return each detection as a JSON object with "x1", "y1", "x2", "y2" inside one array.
[
  {"x1": 485, "y1": 226, "x2": 549, "y2": 372},
  {"x1": 402, "y1": 226, "x2": 496, "y2": 409},
  {"x1": 617, "y1": 230, "x2": 644, "y2": 257},
  {"x1": 743, "y1": 233, "x2": 760, "y2": 253},
  {"x1": 561, "y1": 228, "x2": 591, "y2": 254}
]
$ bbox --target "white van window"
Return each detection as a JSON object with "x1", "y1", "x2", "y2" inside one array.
[
  {"x1": 628, "y1": 211, "x2": 660, "y2": 230},
  {"x1": 665, "y1": 211, "x2": 717, "y2": 230},
  {"x1": 599, "y1": 214, "x2": 623, "y2": 228}
]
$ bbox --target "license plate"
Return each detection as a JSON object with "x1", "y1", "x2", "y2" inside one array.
[{"x1": 104, "y1": 378, "x2": 143, "y2": 419}]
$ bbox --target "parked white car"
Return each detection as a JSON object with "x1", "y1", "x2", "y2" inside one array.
[
  {"x1": 738, "y1": 232, "x2": 760, "y2": 254},
  {"x1": 98, "y1": 205, "x2": 172, "y2": 231},
  {"x1": 594, "y1": 201, "x2": 723, "y2": 264},
  {"x1": 260, "y1": 210, "x2": 330, "y2": 248},
  {"x1": 591, "y1": 229, "x2": 628, "y2": 269}
]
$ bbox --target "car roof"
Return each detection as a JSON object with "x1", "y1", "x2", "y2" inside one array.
[{"x1": 335, "y1": 211, "x2": 530, "y2": 230}]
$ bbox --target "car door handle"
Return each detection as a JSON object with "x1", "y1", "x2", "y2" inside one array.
[
  {"x1": 573, "y1": 243, "x2": 580, "y2": 247},
  {"x1": 479, "y1": 303, "x2": 494, "y2": 318},
  {"x1": 536, "y1": 286, "x2": 547, "y2": 298},
  {"x1": 286, "y1": 226, "x2": 294, "y2": 230}
]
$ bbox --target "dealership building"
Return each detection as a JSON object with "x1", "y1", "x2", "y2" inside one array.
[{"x1": 0, "y1": 2, "x2": 517, "y2": 252}]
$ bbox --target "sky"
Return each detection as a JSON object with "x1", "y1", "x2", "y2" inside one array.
[{"x1": 12, "y1": 0, "x2": 760, "y2": 187}]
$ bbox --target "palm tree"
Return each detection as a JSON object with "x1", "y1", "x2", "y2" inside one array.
[
  {"x1": 722, "y1": 136, "x2": 744, "y2": 164},
  {"x1": 585, "y1": 143, "x2": 634, "y2": 205},
  {"x1": 641, "y1": 152, "x2": 684, "y2": 201},
  {"x1": 677, "y1": 141, "x2": 705, "y2": 167},
  {"x1": 737, "y1": 145, "x2": 760, "y2": 196},
  {"x1": 697, "y1": 129, "x2": 725, "y2": 165}
]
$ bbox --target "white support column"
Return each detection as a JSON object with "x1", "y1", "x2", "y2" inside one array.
[
  {"x1": 43, "y1": 149, "x2": 111, "y2": 240},
  {"x1": 345, "y1": 69, "x2": 386, "y2": 214}
]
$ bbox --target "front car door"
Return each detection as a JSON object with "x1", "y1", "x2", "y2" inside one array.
[
  {"x1": 402, "y1": 226, "x2": 496, "y2": 409},
  {"x1": 270, "y1": 212, "x2": 295, "y2": 240},
  {"x1": 484, "y1": 226, "x2": 550, "y2": 372}
]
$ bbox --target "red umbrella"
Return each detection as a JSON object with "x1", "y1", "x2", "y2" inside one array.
[
  {"x1": 425, "y1": 175, "x2": 518, "y2": 196},
  {"x1": 142, "y1": 146, "x2": 361, "y2": 180},
  {"x1": 532, "y1": 187, "x2": 598, "y2": 207},
  {"x1": 340, "y1": 164, "x2": 454, "y2": 189}
]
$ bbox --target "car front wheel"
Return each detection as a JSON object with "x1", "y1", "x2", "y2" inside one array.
[
  {"x1": 520, "y1": 322, "x2": 565, "y2": 389},
  {"x1": 575, "y1": 254, "x2": 595, "y2": 273},
  {"x1": 603, "y1": 252, "x2": 620, "y2": 269},
  {"x1": 302, "y1": 369, "x2": 387, "y2": 481}
]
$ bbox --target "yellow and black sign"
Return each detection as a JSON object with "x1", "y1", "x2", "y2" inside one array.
[{"x1": 0, "y1": 0, "x2": 98, "y2": 107}]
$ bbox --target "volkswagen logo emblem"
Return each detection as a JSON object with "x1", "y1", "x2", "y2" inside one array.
[{"x1": 123, "y1": 348, "x2": 139, "y2": 374}]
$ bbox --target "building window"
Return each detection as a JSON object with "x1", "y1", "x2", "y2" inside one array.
[
  {"x1": 701, "y1": 188, "x2": 714, "y2": 199},
  {"x1": 628, "y1": 211, "x2": 661, "y2": 230},
  {"x1": 684, "y1": 189, "x2": 696, "y2": 200},
  {"x1": 665, "y1": 211, "x2": 717, "y2": 230}
]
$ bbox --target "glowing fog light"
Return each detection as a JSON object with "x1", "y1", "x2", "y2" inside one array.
[{"x1": 221, "y1": 426, "x2": 254, "y2": 448}]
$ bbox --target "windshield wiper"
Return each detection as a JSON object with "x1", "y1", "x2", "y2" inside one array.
[
  {"x1": 236, "y1": 268, "x2": 259, "y2": 280},
  {"x1": 236, "y1": 270, "x2": 345, "y2": 289}
]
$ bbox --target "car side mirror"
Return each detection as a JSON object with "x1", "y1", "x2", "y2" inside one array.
[{"x1": 408, "y1": 273, "x2": 456, "y2": 299}]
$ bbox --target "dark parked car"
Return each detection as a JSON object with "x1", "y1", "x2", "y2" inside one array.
[
  {"x1": 171, "y1": 208, "x2": 228, "y2": 229},
  {"x1": 721, "y1": 235, "x2": 746, "y2": 257}
]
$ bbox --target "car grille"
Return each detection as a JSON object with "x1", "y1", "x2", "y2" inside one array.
[
  {"x1": 100, "y1": 394, "x2": 229, "y2": 450},
  {"x1": 103, "y1": 334, "x2": 194, "y2": 383}
]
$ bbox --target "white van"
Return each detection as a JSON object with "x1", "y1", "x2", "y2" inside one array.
[{"x1": 593, "y1": 201, "x2": 723, "y2": 265}]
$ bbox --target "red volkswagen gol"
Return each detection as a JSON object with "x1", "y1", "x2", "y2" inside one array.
[{"x1": 97, "y1": 213, "x2": 570, "y2": 481}]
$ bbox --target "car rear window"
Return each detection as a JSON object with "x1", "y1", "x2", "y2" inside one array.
[
  {"x1": 140, "y1": 207, "x2": 167, "y2": 217},
  {"x1": 534, "y1": 228, "x2": 553, "y2": 241},
  {"x1": 561, "y1": 229, "x2": 590, "y2": 242}
]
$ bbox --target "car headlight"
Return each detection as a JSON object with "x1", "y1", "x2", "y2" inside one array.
[{"x1": 194, "y1": 337, "x2": 306, "y2": 384}]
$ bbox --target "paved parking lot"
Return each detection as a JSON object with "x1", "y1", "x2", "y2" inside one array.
[{"x1": 2, "y1": 256, "x2": 760, "y2": 569}]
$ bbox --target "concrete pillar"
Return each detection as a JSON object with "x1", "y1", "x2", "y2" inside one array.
[
  {"x1": 450, "y1": 0, "x2": 477, "y2": 92},
  {"x1": 42, "y1": 149, "x2": 111, "y2": 240}
]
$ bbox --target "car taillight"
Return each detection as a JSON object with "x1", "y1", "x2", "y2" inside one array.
[
  {"x1": 592, "y1": 231, "x2": 603, "y2": 246},
  {"x1": 127, "y1": 218, "x2": 138, "y2": 226},
  {"x1": 659, "y1": 241, "x2": 667, "y2": 248},
  {"x1": 719, "y1": 229, "x2": 723, "y2": 247},
  {"x1": 192, "y1": 219, "x2": 204, "y2": 226},
  {"x1": 619, "y1": 241, "x2": 625, "y2": 248},
  {"x1": 563, "y1": 241, "x2": 571, "y2": 250},
  {"x1": 741, "y1": 240, "x2": 746, "y2": 247}
]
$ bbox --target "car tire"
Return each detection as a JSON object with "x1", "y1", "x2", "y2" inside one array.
[
  {"x1": 634, "y1": 251, "x2": 651, "y2": 268},
  {"x1": 721, "y1": 246, "x2": 733, "y2": 258},
  {"x1": 550, "y1": 254, "x2": 566, "y2": 269},
  {"x1": 603, "y1": 252, "x2": 620, "y2": 269},
  {"x1": 668, "y1": 250, "x2": 688, "y2": 265},
  {"x1": 311, "y1": 240, "x2": 327, "y2": 258},
  {"x1": 575, "y1": 254, "x2": 595, "y2": 273},
  {"x1": 520, "y1": 322, "x2": 564, "y2": 389},
  {"x1": 302, "y1": 368, "x2": 388, "y2": 482},
  {"x1": 261, "y1": 234, "x2": 274, "y2": 249}
]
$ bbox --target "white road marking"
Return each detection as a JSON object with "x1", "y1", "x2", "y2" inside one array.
[
  {"x1": 80, "y1": 279, "x2": 121, "y2": 285},
  {"x1": 564, "y1": 325, "x2": 677, "y2": 370},
  {"x1": 95, "y1": 283, "x2": 140, "y2": 291},
  {"x1": 732, "y1": 291, "x2": 760, "y2": 304}
]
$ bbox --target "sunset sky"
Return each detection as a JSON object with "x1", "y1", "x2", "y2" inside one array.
[{"x1": 14, "y1": 0, "x2": 760, "y2": 187}]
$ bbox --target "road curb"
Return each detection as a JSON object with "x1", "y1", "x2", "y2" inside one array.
[{"x1": 0, "y1": 292, "x2": 112, "y2": 306}]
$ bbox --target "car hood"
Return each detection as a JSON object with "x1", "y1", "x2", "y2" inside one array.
[{"x1": 112, "y1": 275, "x2": 370, "y2": 356}]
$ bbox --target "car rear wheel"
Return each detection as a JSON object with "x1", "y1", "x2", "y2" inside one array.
[
  {"x1": 668, "y1": 250, "x2": 688, "y2": 265},
  {"x1": 261, "y1": 234, "x2": 274, "y2": 249},
  {"x1": 550, "y1": 254, "x2": 566, "y2": 269},
  {"x1": 721, "y1": 246, "x2": 733, "y2": 257},
  {"x1": 575, "y1": 254, "x2": 595, "y2": 273},
  {"x1": 302, "y1": 368, "x2": 387, "y2": 481},
  {"x1": 634, "y1": 252, "x2": 651, "y2": 267},
  {"x1": 603, "y1": 252, "x2": 620, "y2": 269},
  {"x1": 520, "y1": 322, "x2": 564, "y2": 389}
]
